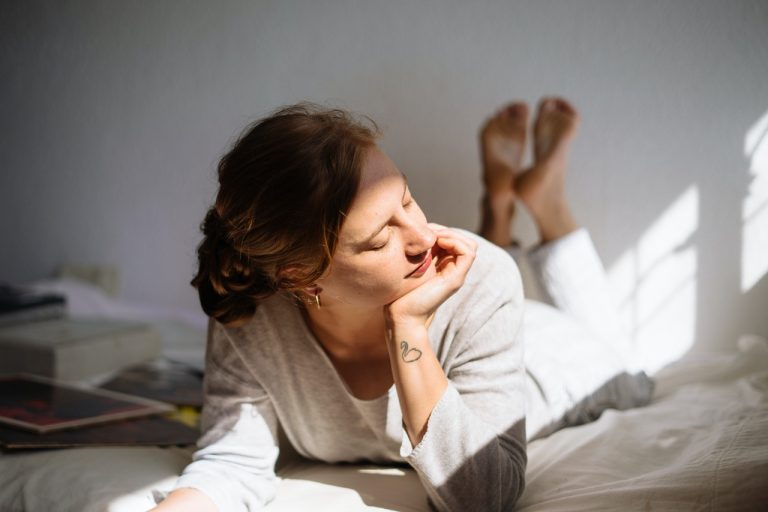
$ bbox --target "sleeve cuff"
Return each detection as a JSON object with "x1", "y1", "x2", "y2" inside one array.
[
  {"x1": 166, "y1": 470, "x2": 278, "y2": 512},
  {"x1": 399, "y1": 383, "x2": 458, "y2": 459},
  {"x1": 170, "y1": 475, "x2": 228, "y2": 512}
]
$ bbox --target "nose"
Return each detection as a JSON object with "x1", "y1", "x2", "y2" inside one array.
[{"x1": 404, "y1": 221, "x2": 436, "y2": 259}]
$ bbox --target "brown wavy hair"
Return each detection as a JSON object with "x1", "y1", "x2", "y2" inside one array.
[{"x1": 191, "y1": 103, "x2": 380, "y2": 326}]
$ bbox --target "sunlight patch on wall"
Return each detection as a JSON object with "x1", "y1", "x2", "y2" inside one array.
[
  {"x1": 608, "y1": 185, "x2": 699, "y2": 374},
  {"x1": 741, "y1": 109, "x2": 768, "y2": 293}
]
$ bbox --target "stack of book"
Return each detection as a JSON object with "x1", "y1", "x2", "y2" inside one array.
[
  {"x1": 0, "y1": 282, "x2": 204, "y2": 451},
  {"x1": 0, "y1": 318, "x2": 163, "y2": 382},
  {"x1": 0, "y1": 282, "x2": 66, "y2": 326}
]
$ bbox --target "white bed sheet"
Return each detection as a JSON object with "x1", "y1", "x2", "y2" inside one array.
[
  {"x1": 1, "y1": 335, "x2": 766, "y2": 511},
  {"x1": 517, "y1": 334, "x2": 768, "y2": 512},
  {"x1": 1, "y1": 280, "x2": 766, "y2": 511}
]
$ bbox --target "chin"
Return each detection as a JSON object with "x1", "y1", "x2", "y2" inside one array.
[{"x1": 391, "y1": 265, "x2": 436, "y2": 302}]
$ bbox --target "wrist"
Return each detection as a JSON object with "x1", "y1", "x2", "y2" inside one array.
[{"x1": 384, "y1": 306, "x2": 428, "y2": 331}]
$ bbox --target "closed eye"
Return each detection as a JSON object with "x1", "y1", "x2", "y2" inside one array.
[
  {"x1": 369, "y1": 241, "x2": 388, "y2": 251},
  {"x1": 369, "y1": 230, "x2": 391, "y2": 251},
  {"x1": 403, "y1": 190, "x2": 415, "y2": 208}
]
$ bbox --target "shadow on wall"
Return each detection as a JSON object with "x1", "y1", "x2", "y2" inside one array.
[{"x1": 606, "y1": 109, "x2": 768, "y2": 374}]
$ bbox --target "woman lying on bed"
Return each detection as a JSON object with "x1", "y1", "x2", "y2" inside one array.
[{"x1": 151, "y1": 98, "x2": 652, "y2": 512}]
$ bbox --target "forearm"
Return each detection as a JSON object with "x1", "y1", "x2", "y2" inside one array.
[
  {"x1": 404, "y1": 385, "x2": 527, "y2": 512},
  {"x1": 385, "y1": 314, "x2": 448, "y2": 446},
  {"x1": 149, "y1": 488, "x2": 218, "y2": 512}
]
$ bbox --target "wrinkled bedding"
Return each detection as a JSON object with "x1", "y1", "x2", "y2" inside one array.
[
  {"x1": 2, "y1": 337, "x2": 765, "y2": 511},
  {"x1": 1, "y1": 280, "x2": 766, "y2": 511}
]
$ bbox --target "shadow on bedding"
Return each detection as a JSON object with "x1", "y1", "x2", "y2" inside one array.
[
  {"x1": 424, "y1": 372, "x2": 654, "y2": 510},
  {"x1": 279, "y1": 461, "x2": 429, "y2": 510},
  {"x1": 528, "y1": 370, "x2": 655, "y2": 441},
  {"x1": 273, "y1": 418, "x2": 526, "y2": 512},
  {"x1": 271, "y1": 371, "x2": 654, "y2": 511}
]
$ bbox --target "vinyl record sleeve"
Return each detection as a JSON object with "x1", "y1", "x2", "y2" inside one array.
[
  {"x1": 100, "y1": 360, "x2": 204, "y2": 407},
  {"x1": 0, "y1": 374, "x2": 174, "y2": 433},
  {"x1": 0, "y1": 415, "x2": 199, "y2": 451}
]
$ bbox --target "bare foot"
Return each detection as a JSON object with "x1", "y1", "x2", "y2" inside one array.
[
  {"x1": 515, "y1": 97, "x2": 580, "y2": 243},
  {"x1": 478, "y1": 102, "x2": 528, "y2": 246},
  {"x1": 481, "y1": 102, "x2": 528, "y2": 194}
]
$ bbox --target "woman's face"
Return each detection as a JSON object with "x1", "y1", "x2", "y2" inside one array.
[{"x1": 316, "y1": 146, "x2": 437, "y2": 309}]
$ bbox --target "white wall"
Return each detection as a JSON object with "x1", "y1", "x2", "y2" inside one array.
[{"x1": 1, "y1": 0, "x2": 766, "y2": 370}]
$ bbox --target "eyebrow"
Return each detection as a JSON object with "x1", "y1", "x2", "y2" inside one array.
[{"x1": 358, "y1": 174, "x2": 408, "y2": 245}]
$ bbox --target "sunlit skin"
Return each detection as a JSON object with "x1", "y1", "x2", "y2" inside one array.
[
  {"x1": 311, "y1": 147, "x2": 440, "y2": 312},
  {"x1": 479, "y1": 96, "x2": 579, "y2": 245},
  {"x1": 151, "y1": 97, "x2": 580, "y2": 512},
  {"x1": 304, "y1": 145, "x2": 477, "y2": 444}
]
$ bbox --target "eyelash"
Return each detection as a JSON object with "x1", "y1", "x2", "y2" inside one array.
[
  {"x1": 369, "y1": 197, "x2": 414, "y2": 251},
  {"x1": 371, "y1": 230, "x2": 390, "y2": 250}
]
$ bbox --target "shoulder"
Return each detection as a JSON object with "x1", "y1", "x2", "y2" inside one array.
[
  {"x1": 431, "y1": 228, "x2": 524, "y2": 338},
  {"x1": 428, "y1": 229, "x2": 525, "y2": 372},
  {"x1": 453, "y1": 228, "x2": 524, "y2": 307},
  {"x1": 206, "y1": 292, "x2": 304, "y2": 382}
]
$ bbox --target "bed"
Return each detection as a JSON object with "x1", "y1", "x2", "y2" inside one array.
[{"x1": 1, "y1": 278, "x2": 766, "y2": 511}]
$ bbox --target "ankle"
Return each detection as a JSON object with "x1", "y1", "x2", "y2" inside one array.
[
  {"x1": 533, "y1": 203, "x2": 579, "y2": 244},
  {"x1": 483, "y1": 190, "x2": 515, "y2": 213},
  {"x1": 479, "y1": 195, "x2": 516, "y2": 246}
]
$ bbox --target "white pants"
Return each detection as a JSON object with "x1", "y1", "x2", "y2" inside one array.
[
  {"x1": 508, "y1": 228, "x2": 632, "y2": 355},
  {"x1": 505, "y1": 228, "x2": 653, "y2": 441}
]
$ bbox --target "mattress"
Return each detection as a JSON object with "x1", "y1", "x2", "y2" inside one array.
[{"x1": 1, "y1": 280, "x2": 766, "y2": 511}]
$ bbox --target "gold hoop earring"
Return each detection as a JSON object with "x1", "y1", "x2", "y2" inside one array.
[{"x1": 314, "y1": 292, "x2": 322, "y2": 309}]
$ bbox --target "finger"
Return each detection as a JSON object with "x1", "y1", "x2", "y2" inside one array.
[
  {"x1": 436, "y1": 236, "x2": 473, "y2": 257},
  {"x1": 432, "y1": 227, "x2": 477, "y2": 245},
  {"x1": 434, "y1": 237, "x2": 476, "y2": 276},
  {"x1": 427, "y1": 222, "x2": 448, "y2": 232},
  {"x1": 435, "y1": 231, "x2": 478, "y2": 256},
  {"x1": 435, "y1": 254, "x2": 472, "y2": 289}
]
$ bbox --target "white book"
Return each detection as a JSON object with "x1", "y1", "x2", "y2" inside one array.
[{"x1": 0, "y1": 318, "x2": 162, "y2": 382}]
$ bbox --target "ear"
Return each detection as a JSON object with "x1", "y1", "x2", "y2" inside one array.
[
  {"x1": 303, "y1": 284, "x2": 323, "y2": 297},
  {"x1": 277, "y1": 265, "x2": 322, "y2": 296}
]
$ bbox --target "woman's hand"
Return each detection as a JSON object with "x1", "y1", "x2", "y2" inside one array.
[
  {"x1": 384, "y1": 225, "x2": 475, "y2": 445},
  {"x1": 386, "y1": 225, "x2": 477, "y2": 327}
]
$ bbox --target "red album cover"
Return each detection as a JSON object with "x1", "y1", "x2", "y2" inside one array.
[{"x1": 0, "y1": 374, "x2": 174, "y2": 433}]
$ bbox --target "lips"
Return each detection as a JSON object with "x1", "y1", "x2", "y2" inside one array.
[{"x1": 406, "y1": 249, "x2": 434, "y2": 278}]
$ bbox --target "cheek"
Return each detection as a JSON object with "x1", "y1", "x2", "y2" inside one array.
[{"x1": 329, "y1": 253, "x2": 406, "y2": 301}]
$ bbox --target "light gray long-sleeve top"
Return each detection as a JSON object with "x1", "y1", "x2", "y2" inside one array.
[{"x1": 173, "y1": 232, "x2": 527, "y2": 511}]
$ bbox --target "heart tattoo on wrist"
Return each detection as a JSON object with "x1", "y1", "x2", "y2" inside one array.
[{"x1": 400, "y1": 341, "x2": 423, "y2": 363}]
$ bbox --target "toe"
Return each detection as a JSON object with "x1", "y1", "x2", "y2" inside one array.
[
  {"x1": 503, "y1": 101, "x2": 527, "y2": 115},
  {"x1": 500, "y1": 103, "x2": 528, "y2": 132},
  {"x1": 537, "y1": 97, "x2": 556, "y2": 115},
  {"x1": 552, "y1": 97, "x2": 579, "y2": 118},
  {"x1": 507, "y1": 102, "x2": 529, "y2": 123}
]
